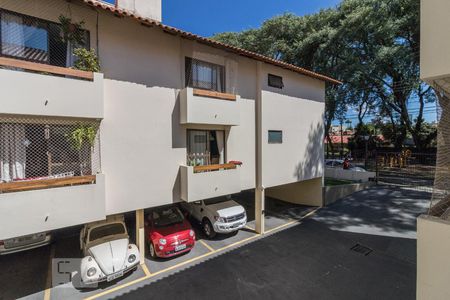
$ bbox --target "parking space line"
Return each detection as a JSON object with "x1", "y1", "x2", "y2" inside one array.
[
  {"x1": 141, "y1": 263, "x2": 151, "y2": 276},
  {"x1": 198, "y1": 239, "x2": 215, "y2": 252},
  {"x1": 44, "y1": 244, "x2": 55, "y2": 300},
  {"x1": 84, "y1": 273, "x2": 151, "y2": 300},
  {"x1": 85, "y1": 208, "x2": 321, "y2": 300}
]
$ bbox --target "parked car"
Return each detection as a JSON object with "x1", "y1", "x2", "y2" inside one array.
[
  {"x1": 325, "y1": 159, "x2": 367, "y2": 171},
  {"x1": 181, "y1": 197, "x2": 247, "y2": 238},
  {"x1": 145, "y1": 205, "x2": 195, "y2": 259},
  {"x1": 79, "y1": 215, "x2": 139, "y2": 285},
  {"x1": 0, "y1": 231, "x2": 51, "y2": 255}
]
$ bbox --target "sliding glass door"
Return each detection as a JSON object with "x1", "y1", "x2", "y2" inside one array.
[{"x1": 187, "y1": 130, "x2": 225, "y2": 166}]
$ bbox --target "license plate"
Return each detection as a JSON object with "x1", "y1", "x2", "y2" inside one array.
[
  {"x1": 175, "y1": 244, "x2": 187, "y2": 252},
  {"x1": 107, "y1": 270, "x2": 124, "y2": 282},
  {"x1": 231, "y1": 223, "x2": 241, "y2": 229}
]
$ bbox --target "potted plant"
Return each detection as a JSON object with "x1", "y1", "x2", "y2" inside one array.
[
  {"x1": 67, "y1": 125, "x2": 98, "y2": 175},
  {"x1": 72, "y1": 48, "x2": 100, "y2": 72}
]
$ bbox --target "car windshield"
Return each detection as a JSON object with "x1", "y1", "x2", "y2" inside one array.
[
  {"x1": 204, "y1": 197, "x2": 230, "y2": 206},
  {"x1": 153, "y1": 207, "x2": 184, "y2": 227},
  {"x1": 89, "y1": 223, "x2": 126, "y2": 241}
]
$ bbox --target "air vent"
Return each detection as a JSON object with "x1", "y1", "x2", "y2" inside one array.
[{"x1": 350, "y1": 244, "x2": 373, "y2": 256}]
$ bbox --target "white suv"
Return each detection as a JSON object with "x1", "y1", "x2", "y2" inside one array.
[{"x1": 181, "y1": 198, "x2": 247, "y2": 238}]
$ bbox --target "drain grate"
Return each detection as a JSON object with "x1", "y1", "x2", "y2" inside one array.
[{"x1": 350, "y1": 244, "x2": 373, "y2": 256}]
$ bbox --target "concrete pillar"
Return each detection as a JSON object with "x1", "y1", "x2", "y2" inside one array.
[
  {"x1": 255, "y1": 187, "x2": 265, "y2": 234},
  {"x1": 135, "y1": 209, "x2": 145, "y2": 265},
  {"x1": 255, "y1": 61, "x2": 265, "y2": 234}
]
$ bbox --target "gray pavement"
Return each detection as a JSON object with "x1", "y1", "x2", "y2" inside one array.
[{"x1": 117, "y1": 185, "x2": 430, "y2": 300}]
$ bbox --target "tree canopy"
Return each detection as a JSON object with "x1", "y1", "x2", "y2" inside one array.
[{"x1": 213, "y1": 0, "x2": 435, "y2": 150}]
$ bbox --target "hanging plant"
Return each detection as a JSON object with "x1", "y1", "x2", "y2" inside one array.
[{"x1": 59, "y1": 15, "x2": 86, "y2": 47}]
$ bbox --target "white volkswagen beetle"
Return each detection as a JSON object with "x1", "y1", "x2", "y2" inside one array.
[{"x1": 79, "y1": 215, "x2": 140, "y2": 284}]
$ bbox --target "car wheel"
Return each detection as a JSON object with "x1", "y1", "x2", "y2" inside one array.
[
  {"x1": 203, "y1": 219, "x2": 216, "y2": 239},
  {"x1": 149, "y1": 242, "x2": 157, "y2": 259}
]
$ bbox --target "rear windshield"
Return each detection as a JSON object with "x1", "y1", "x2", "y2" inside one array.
[
  {"x1": 89, "y1": 223, "x2": 126, "y2": 241},
  {"x1": 153, "y1": 207, "x2": 184, "y2": 227}
]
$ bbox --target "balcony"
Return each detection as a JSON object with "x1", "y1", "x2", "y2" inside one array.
[
  {"x1": 180, "y1": 163, "x2": 242, "y2": 202},
  {"x1": 0, "y1": 57, "x2": 103, "y2": 119},
  {"x1": 0, "y1": 174, "x2": 105, "y2": 240},
  {"x1": 180, "y1": 87, "x2": 240, "y2": 126}
]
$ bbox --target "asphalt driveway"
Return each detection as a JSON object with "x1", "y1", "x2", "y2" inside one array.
[{"x1": 117, "y1": 185, "x2": 430, "y2": 300}]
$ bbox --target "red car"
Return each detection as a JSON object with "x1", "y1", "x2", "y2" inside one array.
[{"x1": 145, "y1": 206, "x2": 195, "y2": 258}]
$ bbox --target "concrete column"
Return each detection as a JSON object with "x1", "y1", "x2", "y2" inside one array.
[
  {"x1": 135, "y1": 209, "x2": 145, "y2": 265},
  {"x1": 255, "y1": 187, "x2": 265, "y2": 234},
  {"x1": 255, "y1": 61, "x2": 265, "y2": 234}
]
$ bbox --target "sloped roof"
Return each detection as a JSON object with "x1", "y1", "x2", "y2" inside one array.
[{"x1": 82, "y1": 0, "x2": 341, "y2": 85}]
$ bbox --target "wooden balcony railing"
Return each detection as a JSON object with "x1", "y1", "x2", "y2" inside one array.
[
  {"x1": 193, "y1": 89, "x2": 237, "y2": 101},
  {"x1": 193, "y1": 163, "x2": 237, "y2": 173},
  {"x1": 0, "y1": 56, "x2": 94, "y2": 80},
  {"x1": 0, "y1": 175, "x2": 96, "y2": 194}
]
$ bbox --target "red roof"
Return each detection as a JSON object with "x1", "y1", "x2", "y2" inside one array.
[
  {"x1": 325, "y1": 135, "x2": 351, "y2": 144},
  {"x1": 325, "y1": 134, "x2": 385, "y2": 144},
  {"x1": 82, "y1": 0, "x2": 341, "y2": 85}
]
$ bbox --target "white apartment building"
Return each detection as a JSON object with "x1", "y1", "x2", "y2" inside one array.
[{"x1": 0, "y1": 0, "x2": 339, "y2": 256}]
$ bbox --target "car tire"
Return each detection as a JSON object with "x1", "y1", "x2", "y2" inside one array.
[
  {"x1": 202, "y1": 218, "x2": 216, "y2": 239},
  {"x1": 149, "y1": 242, "x2": 157, "y2": 259}
]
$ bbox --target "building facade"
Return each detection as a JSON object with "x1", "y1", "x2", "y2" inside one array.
[{"x1": 0, "y1": 0, "x2": 338, "y2": 256}]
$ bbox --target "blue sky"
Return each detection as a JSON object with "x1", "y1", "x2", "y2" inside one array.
[
  {"x1": 104, "y1": 0, "x2": 341, "y2": 36},
  {"x1": 162, "y1": 0, "x2": 341, "y2": 37}
]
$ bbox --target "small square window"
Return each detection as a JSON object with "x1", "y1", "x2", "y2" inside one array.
[
  {"x1": 268, "y1": 130, "x2": 283, "y2": 144},
  {"x1": 268, "y1": 74, "x2": 284, "y2": 89}
]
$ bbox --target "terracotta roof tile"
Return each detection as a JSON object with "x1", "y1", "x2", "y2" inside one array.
[{"x1": 82, "y1": 0, "x2": 341, "y2": 84}]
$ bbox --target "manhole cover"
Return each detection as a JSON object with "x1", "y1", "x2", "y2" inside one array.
[{"x1": 350, "y1": 244, "x2": 373, "y2": 256}]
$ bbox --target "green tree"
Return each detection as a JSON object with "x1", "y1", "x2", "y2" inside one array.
[{"x1": 213, "y1": 0, "x2": 435, "y2": 150}]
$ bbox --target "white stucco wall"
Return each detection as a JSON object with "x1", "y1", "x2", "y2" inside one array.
[
  {"x1": 180, "y1": 165, "x2": 241, "y2": 202},
  {"x1": 0, "y1": 69, "x2": 103, "y2": 119},
  {"x1": 260, "y1": 64, "x2": 325, "y2": 188},
  {"x1": 420, "y1": 0, "x2": 450, "y2": 81},
  {"x1": 0, "y1": 175, "x2": 105, "y2": 240},
  {"x1": 417, "y1": 215, "x2": 450, "y2": 300}
]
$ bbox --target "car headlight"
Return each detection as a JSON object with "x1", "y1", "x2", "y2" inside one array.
[
  {"x1": 159, "y1": 238, "x2": 167, "y2": 245},
  {"x1": 128, "y1": 254, "x2": 136, "y2": 263},
  {"x1": 214, "y1": 216, "x2": 226, "y2": 223},
  {"x1": 87, "y1": 267, "x2": 97, "y2": 277},
  {"x1": 189, "y1": 230, "x2": 195, "y2": 237}
]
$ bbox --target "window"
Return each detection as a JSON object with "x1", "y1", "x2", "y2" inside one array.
[
  {"x1": 185, "y1": 57, "x2": 225, "y2": 92},
  {"x1": 268, "y1": 130, "x2": 283, "y2": 144},
  {"x1": 89, "y1": 223, "x2": 126, "y2": 241},
  {"x1": 187, "y1": 129, "x2": 225, "y2": 165},
  {"x1": 0, "y1": 9, "x2": 89, "y2": 67},
  {"x1": 268, "y1": 74, "x2": 284, "y2": 89}
]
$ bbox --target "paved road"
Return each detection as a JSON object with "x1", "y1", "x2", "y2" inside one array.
[{"x1": 117, "y1": 186, "x2": 430, "y2": 300}]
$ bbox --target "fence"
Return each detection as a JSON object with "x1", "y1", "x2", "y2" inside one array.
[
  {"x1": 0, "y1": 115, "x2": 101, "y2": 188},
  {"x1": 375, "y1": 152, "x2": 436, "y2": 193}
]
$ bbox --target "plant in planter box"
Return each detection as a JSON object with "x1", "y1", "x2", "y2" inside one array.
[
  {"x1": 67, "y1": 125, "x2": 98, "y2": 175},
  {"x1": 73, "y1": 48, "x2": 100, "y2": 72}
]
